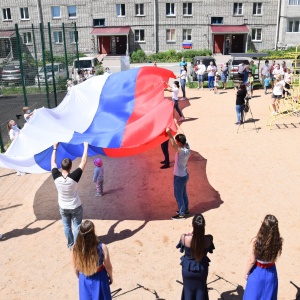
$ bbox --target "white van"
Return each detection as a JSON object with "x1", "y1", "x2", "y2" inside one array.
[{"x1": 72, "y1": 56, "x2": 99, "y2": 82}]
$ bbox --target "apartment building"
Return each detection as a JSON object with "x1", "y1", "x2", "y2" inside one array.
[
  {"x1": 0, "y1": 0, "x2": 298, "y2": 60},
  {"x1": 278, "y1": 0, "x2": 300, "y2": 49}
]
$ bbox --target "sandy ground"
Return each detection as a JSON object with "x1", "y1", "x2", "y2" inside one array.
[{"x1": 1, "y1": 86, "x2": 300, "y2": 300}]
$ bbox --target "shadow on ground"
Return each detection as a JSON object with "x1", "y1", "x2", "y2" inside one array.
[{"x1": 33, "y1": 146, "x2": 223, "y2": 221}]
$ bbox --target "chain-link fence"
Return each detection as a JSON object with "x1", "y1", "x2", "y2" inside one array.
[{"x1": 0, "y1": 22, "x2": 98, "y2": 152}]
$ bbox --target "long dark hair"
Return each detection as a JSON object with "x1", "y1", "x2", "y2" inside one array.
[
  {"x1": 174, "y1": 81, "x2": 180, "y2": 88},
  {"x1": 190, "y1": 214, "x2": 205, "y2": 261},
  {"x1": 254, "y1": 215, "x2": 283, "y2": 262},
  {"x1": 73, "y1": 220, "x2": 100, "y2": 276},
  {"x1": 239, "y1": 83, "x2": 246, "y2": 92}
]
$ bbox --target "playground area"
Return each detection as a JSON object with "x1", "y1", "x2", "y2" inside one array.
[{"x1": 1, "y1": 83, "x2": 300, "y2": 299}]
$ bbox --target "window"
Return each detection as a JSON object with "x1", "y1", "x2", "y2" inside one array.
[
  {"x1": 288, "y1": 19, "x2": 300, "y2": 32},
  {"x1": 233, "y1": 3, "x2": 243, "y2": 15},
  {"x1": 20, "y1": 7, "x2": 29, "y2": 20},
  {"x1": 116, "y1": 4, "x2": 125, "y2": 16},
  {"x1": 67, "y1": 6, "x2": 76, "y2": 18},
  {"x1": 211, "y1": 17, "x2": 223, "y2": 24},
  {"x1": 289, "y1": 0, "x2": 300, "y2": 4},
  {"x1": 166, "y1": 29, "x2": 175, "y2": 42},
  {"x1": 251, "y1": 28, "x2": 262, "y2": 41},
  {"x1": 2, "y1": 8, "x2": 11, "y2": 20},
  {"x1": 135, "y1": 3, "x2": 144, "y2": 16},
  {"x1": 183, "y1": 3, "x2": 192, "y2": 16},
  {"x1": 253, "y1": 3, "x2": 262, "y2": 15},
  {"x1": 166, "y1": 3, "x2": 175, "y2": 16},
  {"x1": 69, "y1": 31, "x2": 76, "y2": 43},
  {"x1": 134, "y1": 29, "x2": 145, "y2": 42},
  {"x1": 93, "y1": 19, "x2": 105, "y2": 27},
  {"x1": 23, "y1": 32, "x2": 32, "y2": 45},
  {"x1": 51, "y1": 6, "x2": 61, "y2": 18},
  {"x1": 183, "y1": 29, "x2": 192, "y2": 41},
  {"x1": 53, "y1": 31, "x2": 63, "y2": 44}
]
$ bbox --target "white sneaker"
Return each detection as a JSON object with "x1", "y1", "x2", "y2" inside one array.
[
  {"x1": 179, "y1": 117, "x2": 185, "y2": 121},
  {"x1": 201, "y1": 87, "x2": 203, "y2": 90},
  {"x1": 272, "y1": 111, "x2": 279, "y2": 116},
  {"x1": 16, "y1": 171, "x2": 21, "y2": 176},
  {"x1": 95, "y1": 192, "x2": 102, "y2": 197}
]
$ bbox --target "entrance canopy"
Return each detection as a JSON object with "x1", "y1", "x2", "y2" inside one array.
[
  {"x1": 0, "y1": 30, "x2": 15, "y2": 38},
  {"x1": 91, "y1": 26, "x2": 130, "y2": 36},
  {"x1": 211, "y1": 25, "x2": 249, "y2": 34}
]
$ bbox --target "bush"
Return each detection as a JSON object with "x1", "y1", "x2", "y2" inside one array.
[
  {"x1": 131, "y1": 50, "x2": 147, "y2": 63},
  {"x1": 130, "y1": 49, "x2": 212, "y2": 63}
]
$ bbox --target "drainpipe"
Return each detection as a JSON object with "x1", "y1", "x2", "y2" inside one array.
[
  {"x1": 36, "y1": 0, "x2": 43, "y2": 24},
  {"x1": 275, "y1": 0, "x2": 282, "y2": 50},
  {"x1": 153, "y1": 0, "x2": 157, "y2": 53}
]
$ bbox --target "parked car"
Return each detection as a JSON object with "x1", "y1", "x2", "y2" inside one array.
[
  {"x1": 227, "y1": 58, "x2": 250, "y2": 80},
  {"x1": 190, "y1": 56, "x2": 217, "y2": 81},
  {"x1": 1, "y1": 61, "x2": 36, "y2": 86},
  {"x1": 292, "y1": 54, "x2": 300, "y2": 74},
  {"x1": 35, "y1": 63, "x2": 66, "y2": 85},
  {"x1": 71, "y1": 57, "x2": 99, "y2": 82}
]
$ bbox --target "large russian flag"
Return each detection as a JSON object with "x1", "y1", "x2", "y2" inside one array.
[{"x1": 0, "y1": 67, "x2": 176, "y2": 173}]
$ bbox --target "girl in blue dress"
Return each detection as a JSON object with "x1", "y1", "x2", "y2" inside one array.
[
  {"x1": 177, "y1": 214, "x2": 214, "y2": 300},
  {"x1": 72, "y1": 220, "x2": 113, "y2": 300},
  {"x1": 243, "y1": 215, "x2": 283, "y2": 300}
]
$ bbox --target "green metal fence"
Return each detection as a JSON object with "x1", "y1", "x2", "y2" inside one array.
[{"x1": 0, "y1": 22, "x2": 81, "y2": 152}]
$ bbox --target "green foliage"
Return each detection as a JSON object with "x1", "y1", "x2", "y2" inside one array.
[
  {"x1": 55, "y1": 76, "x2": 68, "y2": 91},
  {"x1": 42, "y1": 50, "x2": 86, "y2": 67},
  {"x1": 261, "y1": 47, "x2": 298, "y2": 60},
  {"x1": 131, "y1": 50, "x2": 147, "y2": 63},
  {"x1": 95, "y1": 65, "x2": 104, "y2": 75},
  {"x1": 130, "y1": 49, "x2": 212, "y2": 63}
]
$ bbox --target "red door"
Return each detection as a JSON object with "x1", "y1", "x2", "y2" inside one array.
[
  {"x1": 214, "y1": 35, "x2": 224, "y2": 54},
  {"x1": 99, "y1": 36, "x2": 110, "y2": 54}
]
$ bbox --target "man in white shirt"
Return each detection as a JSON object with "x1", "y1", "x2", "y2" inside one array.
[
  {"x1": 238, "y1": 62, "x2": 246, "y2": 82},
  {"x1": 51, "y1": 142, "x2": 89, "y2": 249},
  {"x1": 261, "y1": 60, "x2": 270, "y2": 88},
  {"x1": 196, "y1": 60, "x2": 206, "y2": 89}
]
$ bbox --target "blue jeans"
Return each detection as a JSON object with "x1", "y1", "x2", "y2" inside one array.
[
  {"x1": 174, "y1": 174, "x2": 189, "y2": 215},
  {"x1": 236, "y1": 105, "x2": 244, "y2": 122},
  {"x1": 173, "y1": 99, "x2": 183, "y2": 117},
  {"x1": 208, "y1": 76, "x2": 214, "y2": 89},
  {"x1": 180, "y1": 79, "x2": 186, "y2": 98},
  {"x1": 59, "y1": 205, "x2": 83, "y2": 249}
]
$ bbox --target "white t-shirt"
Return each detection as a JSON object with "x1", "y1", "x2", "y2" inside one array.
[
  {"x1": 273, "y1": 80, "x2": 285, "y2": 95},
  {"x1": 238, "y1": 64, "x2": 245, "y2": 73},
  {"x1": 207, "y1": 65, "x2": 216, "y2": 77},
  {"x1": 261, "y1": 65, "x2": 270, "y2": 76},
  {"x1": 197, "y1": 64, "x2": 206, "y2": 75},
  {"x1": 172, "y1": 86, "x2": 179, "y2": 100},
  {"x1": 9, "y1": 127, "x2": 20, "y2": 141},
  {"x1": 180, "y1": 70, "x2": 187, "y2": 80},
  {"x1": 284, "y1": 73, "x2": 293, "y2": 83},
  {"x1": 174, "y1": 143, "x2": 190, "y2": 177}
]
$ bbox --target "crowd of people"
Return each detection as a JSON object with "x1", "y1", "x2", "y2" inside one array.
[{"x1": 2, "y1": 58, "x2": 290, "y2": 299}]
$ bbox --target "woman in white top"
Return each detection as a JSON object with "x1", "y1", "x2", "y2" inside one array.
[
  {"x1": 178, "y1": 65, "x2": 187, "y2": 99},
  {"x1": 165, "y1": 81, "x2": 184, "y2": 121},
  {"x1": 283, "y1": 68, "x2": 293, "y2": 97},
  {"x1": 271, "y1": 74, "x2": 287, "y2": 115}
]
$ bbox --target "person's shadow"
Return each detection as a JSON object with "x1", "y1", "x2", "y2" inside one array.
[
  {"x1": 219, "y1": 285, "x2": 244, "y2": 300},
  {"x1": 98, "y1": 220, "x2": 147, "y2": 244},
  {"x1": 290, "y1": 281, "x2": 300, "y2": 300},
  {"x1": 1, "y1": 219, "x2": 57, "y2": 241}
]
